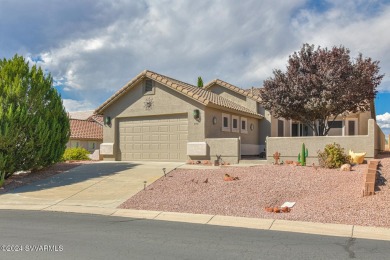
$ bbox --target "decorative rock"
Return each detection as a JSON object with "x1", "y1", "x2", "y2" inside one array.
[{"x1": 340, "y1": 164, "x2": 351, "y2": 171}]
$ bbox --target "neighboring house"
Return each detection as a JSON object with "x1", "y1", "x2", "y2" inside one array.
[
  {"x1": 67, "y1": 111, "x2": 103, "y2": 153},
  {"x1": 95, "y1": 70, "x2": 385, "y2": 163},
  {"x1": 95, "y1": 70, "x2": 263, "y2": 163}
]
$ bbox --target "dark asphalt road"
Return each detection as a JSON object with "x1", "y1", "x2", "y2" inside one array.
[{"x1": 0, "y1": 210, "x2": 389, "y2": 260}]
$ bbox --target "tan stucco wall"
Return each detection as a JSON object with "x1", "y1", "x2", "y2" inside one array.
[
  {"x1": 204, "y1": 107, "x2": 259, "y2": 144},
  {"x1": 266, "y1": 119, "x2": 380, "y2": 165},
  {"x1": 188, "y1": 138, "x2": 240, "y2": 164},
  {"x1": 102, "y1": 80, "x2": 206, "y2": 160},
  {"x1": 375, "y1": 123, "x2": 386, "y2": 153},
  {"x1": 358, "y1": 111, "x2": 371, "y2": 135},
  {"x1": 67, "y1": 139, "x2": 102, "y2": 153}
]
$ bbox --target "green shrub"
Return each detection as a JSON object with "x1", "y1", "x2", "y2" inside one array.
[
  {"x1": 317, "y1": 143, "x2": 351, "y2": 168},
  {"x1": 62, "y1": 147, "x2": 90, "y2": 161}
]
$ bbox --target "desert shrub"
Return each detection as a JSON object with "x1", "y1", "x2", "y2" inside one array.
[
  {"x1": 62, "y1": 147, "x2": 90, "y2": 161},
  {"x1": 317, "y1": 143, "x2": 351, "y2": 168}
]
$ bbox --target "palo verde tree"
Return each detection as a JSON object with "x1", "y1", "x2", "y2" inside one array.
[
  {"x1": 259, "y1": 44, "x2": 384, "y2": 136},
  {"x1": 197, "y1": 76, "x2": 203, "y2": 88},
  {"x1": 0, "y1": 55, "x2": 70, "y2": 182}
]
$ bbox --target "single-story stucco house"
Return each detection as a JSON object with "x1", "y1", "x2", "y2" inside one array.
[
  {"x1": 95, "y1": 70, "x2": 385, "y2": 164},
  {"x1": 67, "y1": 111, "x2": 103, "y2": 153}
]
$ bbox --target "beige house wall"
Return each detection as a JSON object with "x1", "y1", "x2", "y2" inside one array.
[
  {"x1": 102, "y1": 80, "x2": 206, "y2": 160},
  {"x1": 204, "y1": 107, "x2": 259, "y2": 143},
  {"x1": 100, "y1": 79, "x2": 261, "y2": 161},
  {"x1": 387, "y1": 135, "x2": 390, "y2": 151},
  {"x1": 203, "y1": 106, "x2": 260, "y2": 156},
  {"x1": 204, "y1": 84, "x2": 262, "y2": 155},
  {"x1": 67, "y1": 139, "x2": 102, "y2": 153},
  {"x1": 375, "y1": 123, "x2": 386, "y2": 152},
  {"x1": 266, "y1": 119, "x2": 383, "y2": 165},
  {"x1": 358, "y1": 111, "x2": 371, "y2": 135},
  {"x1": 206, "y1": 138, "x2": 240, "y2": 164}
]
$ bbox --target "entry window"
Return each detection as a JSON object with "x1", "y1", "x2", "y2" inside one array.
[
  {"x1": 347, "y1": 119, "x2": 357, "y2": 136},
  {"x1": 144, "y1": 79, "x2": 155, "y2": 94},
  {"x1": 292, "y1": 123, "x2": 299, "y2": 137},
  {"x1": 291, "y1": 122, "x2": 310, "y2": 136},
  {"x1": 278, "y1": 119, "x2": 284, "y2": 137},
  {"x1": 328, "y1": 120, "x2": 343, "y2": 136},
  {"x1": 222, "y1": 113, "x2": 230, "y2": 132},
  {"x1": 232, "y1": 115, "x2": 239, "y2": 133},
  {"x1": 241, "y1": 117, "x2": 248, "y2": 134}
]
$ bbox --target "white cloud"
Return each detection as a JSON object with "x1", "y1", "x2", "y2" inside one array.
[
  {"x1": 62, "y1": 99, "x2": 95, "y2": 112},
  {"x1": 377, "y1": 112, "x2": 390, "y2": 136},
  {"x1": 2, "y1": 0, "x2": 390, "y2": 109}
]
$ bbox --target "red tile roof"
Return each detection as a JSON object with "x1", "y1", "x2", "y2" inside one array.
[
  {"x1": 70, "y1": 118, "x2": 103, "y2": 140},
  {"x1": 204, "y1": 79, "x2": 262, "y2": 102},
  {"x1": 95, "y1": 70, "x2": 263, "y2": 118},
  {"x1": 88, "y1": 114, "x2": 104, "y2": 125}
]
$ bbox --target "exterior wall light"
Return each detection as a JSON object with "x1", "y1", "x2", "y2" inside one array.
[
  {"x1": 212, "y1": 116, "x2": 217, "y2": 125},
  {"x1": 105, "y1": 116, "x2": 111, "y2": 125}
]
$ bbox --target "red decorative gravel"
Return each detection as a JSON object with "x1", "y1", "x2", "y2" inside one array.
[{"x1": 120, "y1": 153, "x2": 390, "y2": 228}]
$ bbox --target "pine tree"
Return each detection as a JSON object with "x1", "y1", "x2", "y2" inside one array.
[{"x1": 0, "y1": 55, "x2": 70, "y2": 182}]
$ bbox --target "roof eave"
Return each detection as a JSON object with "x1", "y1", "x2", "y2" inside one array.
[
  {"x1": 204, "y1": 79, "x2": 262, "y2": 102},
  {"x1": 206, "y1": 103, "x2": 263, "y2": 119}
]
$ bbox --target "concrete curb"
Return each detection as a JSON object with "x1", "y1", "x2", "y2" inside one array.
[{"x1": 2, "y1": 205, "x2": 390, "y2": 241}]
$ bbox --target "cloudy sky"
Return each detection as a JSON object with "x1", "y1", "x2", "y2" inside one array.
[{"x1": 1, "y1": 0, "x2": 389, "y2": 136}]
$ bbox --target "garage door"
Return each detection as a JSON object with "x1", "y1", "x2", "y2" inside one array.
[{"x1": 118, "y1": 114, "x2": 188, "y2": 161}]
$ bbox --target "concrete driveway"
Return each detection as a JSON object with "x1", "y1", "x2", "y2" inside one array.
[{"x1": 0, "y1": 161, "x2": 184, "y2": 210}]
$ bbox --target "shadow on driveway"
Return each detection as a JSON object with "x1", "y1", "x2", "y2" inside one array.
[{"x1": 7, "y1": 163, "x2": 139, "y2": 194}]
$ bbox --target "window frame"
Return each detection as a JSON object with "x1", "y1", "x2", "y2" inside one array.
[
  {"x1": 241, "y1": 117, "x2": 248, "y2": 134},
  {"x1": 327, "y1": 120, "x2": 344, "y2": 136},
  {"x1": 232, "y1": 115, "x2": 239, "y2": 133},
  {"x1": 143, "y1": 79, "x2": 155, "y2": 95},
  {"x1": 222, "y1": 113, "x2": 230, "y2": 132},
  {"x1": 277, "y1": 119, "x2": 284, "y2": 137},
  {"x1": 346, "y1": 118, "x2": 358, "y2": 136}
]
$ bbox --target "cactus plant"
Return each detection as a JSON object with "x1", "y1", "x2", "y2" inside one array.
[{"x1": 298, "y1": 143, "x2": 308, "y2": 166}]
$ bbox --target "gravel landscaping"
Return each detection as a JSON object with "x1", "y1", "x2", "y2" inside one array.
[{"x1": 120, "y1": 153, "x2": 390, "y2": 228}]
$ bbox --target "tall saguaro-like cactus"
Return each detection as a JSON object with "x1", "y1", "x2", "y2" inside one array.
[{"x1": 298, "y1": 143, "x2": 308, "y2": 166}]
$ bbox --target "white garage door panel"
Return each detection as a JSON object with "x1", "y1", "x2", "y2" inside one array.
[{"x1": 119, "y1": 114, "x2": 188, "y2": 161}]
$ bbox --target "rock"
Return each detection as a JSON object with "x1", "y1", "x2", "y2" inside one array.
[{"x1": 340, "y1": 164, "x2": 351, "y2": 171}]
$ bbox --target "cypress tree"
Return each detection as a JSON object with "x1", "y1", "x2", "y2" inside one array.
[
  {"x1": 0, "y1": 55, "x2": 70, "y2": 182},
  {"x1": 197, "y1": 77, "x2": 203, "y2": 88}
]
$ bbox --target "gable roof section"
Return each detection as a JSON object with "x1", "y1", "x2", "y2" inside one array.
[
  {"x1": 95, "y1": 70, "x2": 262, "y2": 118},
  {"x1": 244, "y1": 87, "x2": 264, "y2": 97},
  {"x1": 88, "y1": 114, "x2": 104, "y2": 125},
  {"x1": 70, "y1": 119, "x2": 103, "y2": 140},
  {"x1": 204, "y1": 79, "x2": 262, "y2": 102}
]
